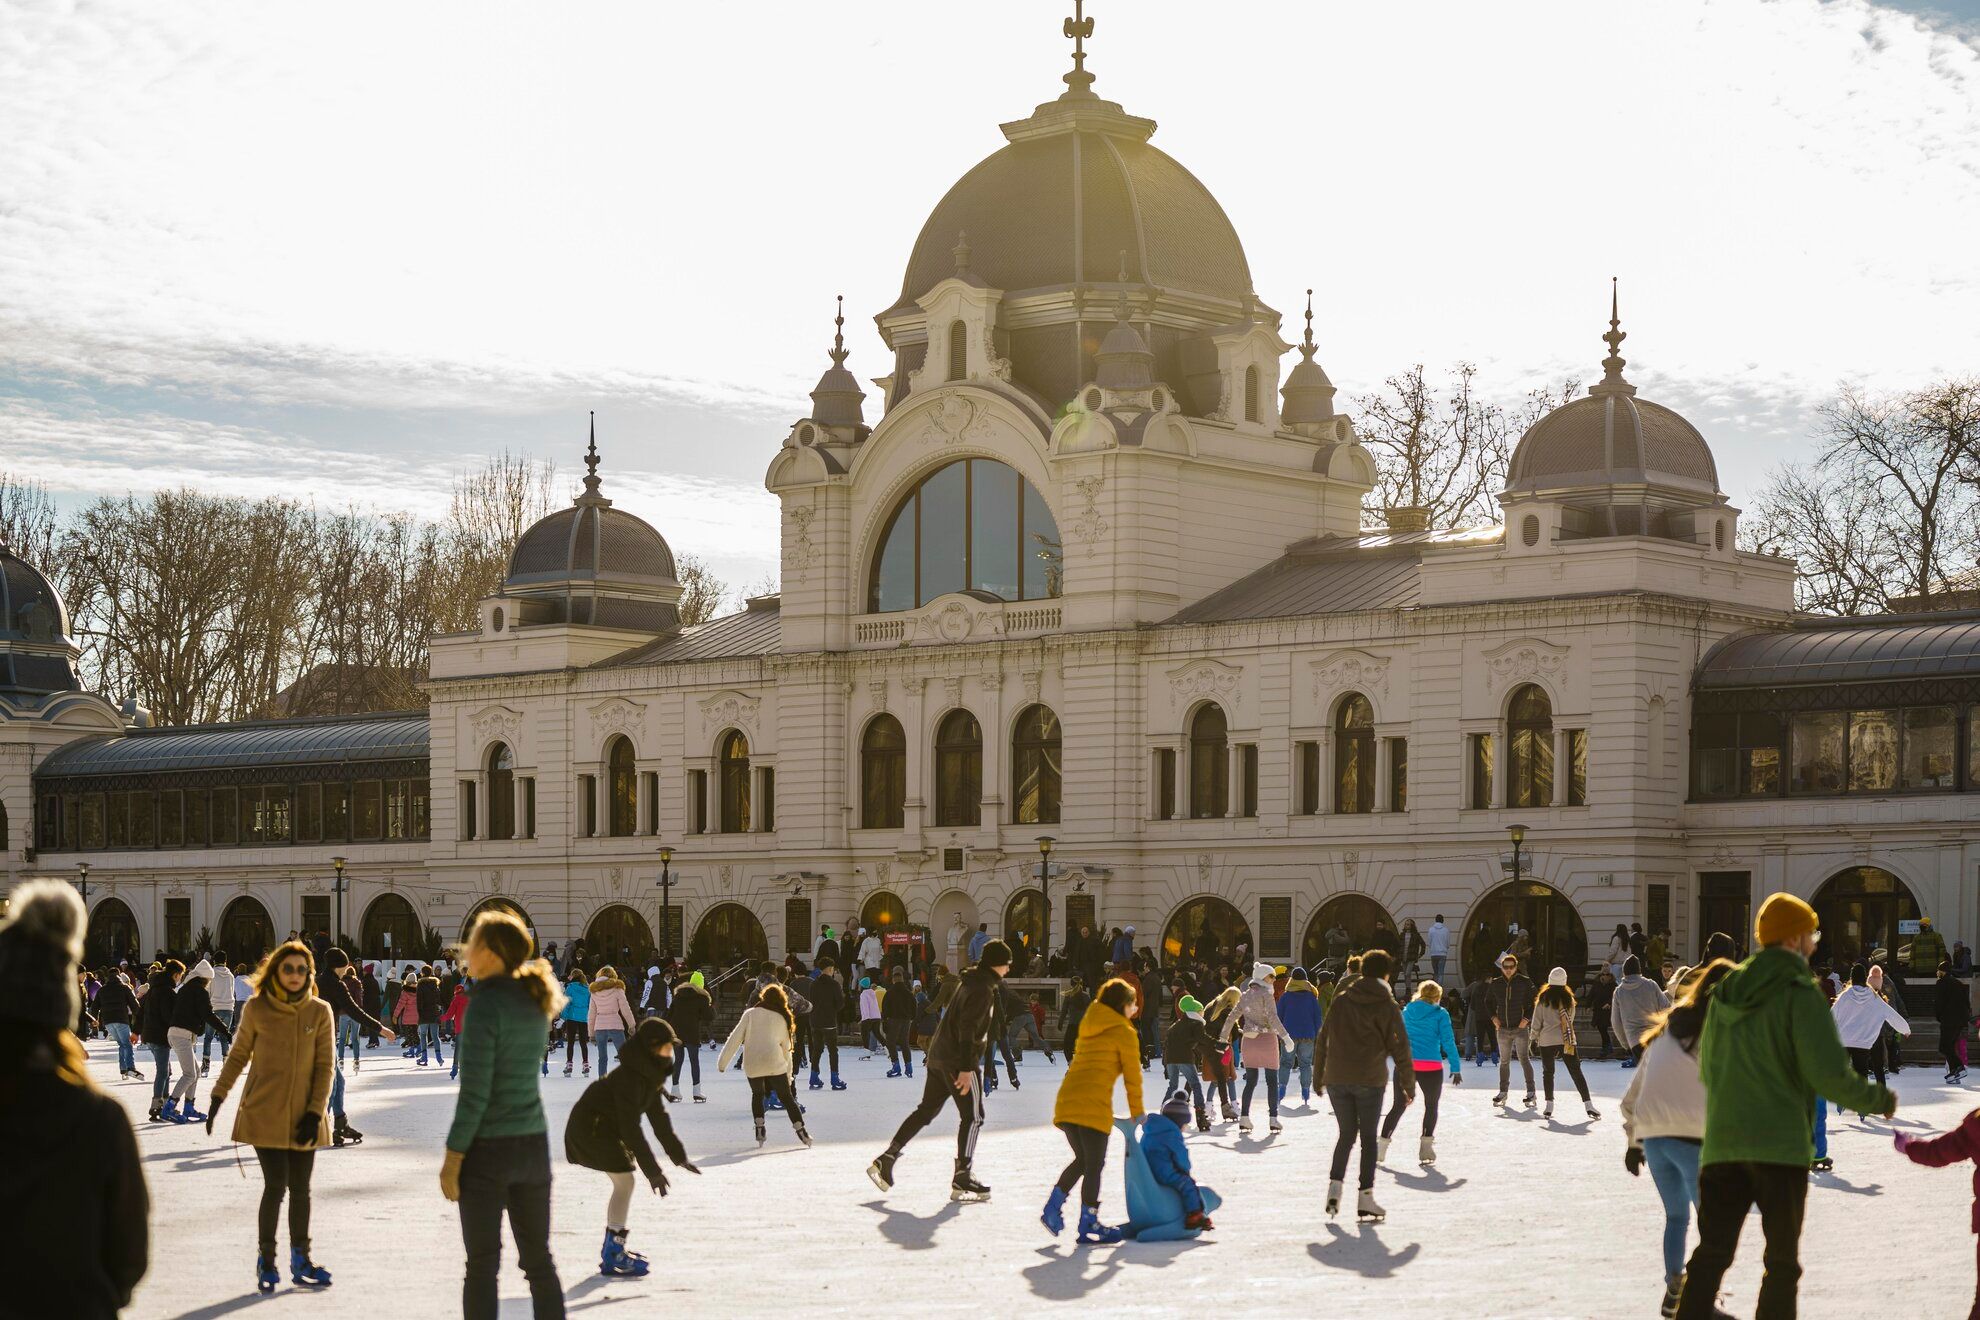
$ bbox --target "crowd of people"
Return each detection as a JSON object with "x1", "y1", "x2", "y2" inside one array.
[{"x1": 6, "y1": 883, "x2": 1980, "y2": 1318}]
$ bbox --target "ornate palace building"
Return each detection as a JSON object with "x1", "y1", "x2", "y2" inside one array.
[{"x1": 5, "y1": 12, "x2": 1978, "y2": 982}]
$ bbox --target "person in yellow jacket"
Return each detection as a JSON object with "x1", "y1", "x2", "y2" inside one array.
[{"x1": 1042, "y1": 979, "x2": 1145, "y2": 1244}]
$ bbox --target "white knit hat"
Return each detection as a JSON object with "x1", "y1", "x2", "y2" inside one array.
[{"x1": 1546, "y1": 966, "x2": 1568, "y2": 986}]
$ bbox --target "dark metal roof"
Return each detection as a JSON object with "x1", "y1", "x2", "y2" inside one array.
[
  {"x1": 599, "y1": 599, "x2": 782, "y2": 668},
  {"x1": 1696, "y1": 611, "x2": 1980, "y2": 689},
  {"x1": 36, "y1": 711, "x2": 429, "y2": 778},
  {"x1": 1167, "y1": 530, "x2": 1493, "y2": 625}
]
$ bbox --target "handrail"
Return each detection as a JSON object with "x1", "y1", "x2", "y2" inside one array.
[{"x1": 704, "y1": 958, "x2": 755, "y2": 991}]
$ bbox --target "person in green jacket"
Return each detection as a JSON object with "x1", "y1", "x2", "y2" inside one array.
[
  {"x1": 1909, "y1": 917, "x2": 1948, "y2": 978},
  {"x1": 441, "y1": 910, "x2": 567, "y2": 1320},
  {"x1": 1675, "y1": 893, "x2": 1897, "y2": 1320}
]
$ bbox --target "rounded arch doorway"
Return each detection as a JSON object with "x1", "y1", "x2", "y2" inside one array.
[
  {"x1": 1162, "y1": 896, "x2": 1253, "y2": 969},
  {"x1": 860, "y1": 890, "x2": 909, "y2": 934},
  {"x1": 585, "y1": 904, "x2": 655, "y2": 963},
  {"x1": 86, "y1": 897, "x2": 139, "y2": 967},
  {"x1": 1463, "y1": 881, "x2": 1588, "y2": 983},
  {"x1": 360, "y1": 893, "x2": 422, "y2": 962},
  {"x1": 929, "y1": 889, "x2": 980, "y2": 972},
  {"x1": 1813, "y1": 866, "x2": 1922, "y2": 972},
  {"x1": 1301, "y1": 894, "x2": 1398, "y2": 974},
  {"x1": 461, "y1": 897, "x2": 534, "y2": 949},
  {"x1": 217, "y1": 896, "x2": 275, "y2": 966},
  {"x1": 688, "y1": 903, "x2": 768, "y2": 971},
  {"x1": 1003, "y1": 888, "x2": 1045, "y2": 972}
]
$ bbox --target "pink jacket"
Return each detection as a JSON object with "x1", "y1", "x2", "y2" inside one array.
[{"x1": 588, "y1": 978, "x2": 637, "y2": 1034}]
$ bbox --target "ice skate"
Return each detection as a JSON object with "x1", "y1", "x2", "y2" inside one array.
[
  {"x1": 1376, "y1": 1136, "x2": 1391, "y2": 1163},
  {"x1": 1543, "y1": 1101, "x2": 1554, "y2": 1118},
  {"x1": 1661, "y1": 1278, "x2": 1682, "y2": 1318},
  {"x1": 950, "y1": 1159, "x2": 991, "y2": 1202},
  {"x1": 1810, "y1": 1156, "x2": 1834, "y2": 1172},
  {"x1": 582, "y1": 1064, "x2": 590, "y2": 1076},
  {"x1": 1195, "y1": 1108, "x2": 1210, "y2": 1133},
  {"x1": 794, "y1": 1122, "x2": 813, "y2": 1148},
  {"x1": 1041, "y1": 1186, "x2": 1068, "y2": 1236},
  {"x1": 808, "y1": 1072, "x2": 824, "y2": 1091},
  {"x1": 1238, "y1": 1113, "x2": 1254, "y2": 1132},
  {"x1": 1419, "y1": 1135, "x2": 1436, "y2": 1164},
  {"x1": 1356, "y1": 1189, "x2": 1386, "y2": 1223},
  {"x1": 1325, "y1": 1178, "x2": 1343, "y2": 1218},
  {"x1": 885, "y1": 1065, "x2": 902, "y2": 1078},
  {"x1": 866, "y1": 1150, "x2": 897, "y2": 1192},
  {"x1": 289, "y1": 1248, "x2": 332, "y2": 1287},
  {"x1": 1585, "y1": 1103, "x2": 1601, "y2": 1121},
  {"x1": 255, "y1": 1253, "x2": 279, "y2": 1294},
  {"x1": 831, "y1": 1074, "x2": 848, "y2": 1091},
  {"x1": 599, "y1": 1228, "x2": 650, "y2": 1277},
  {"x1": 563, "y1": 1063, "x2": 572, "y2": 1077},
  {"x1": 1491, "y1": 1091, "x2": 1507, "y2": 1106},
  {"x1": 1075, "y1": 1203, "x2": 1122, "y2": 1244},
  {"x1": 692, "y1": 1084, "x2": 706, "y2": 1103},
  {"x1": 754, "y1": 1119, "x2": 767, "y2": 1147},
  {"x1": 1268, "y1": 1114, "x2": 1282, "y2": 1132},
  {"x1": 1522, "y1": 1093, "x2": 1537, "y2": 1108}
]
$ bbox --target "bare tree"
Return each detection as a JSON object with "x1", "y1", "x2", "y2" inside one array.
[
  {"x1": 676, "y1": 553, "x2": 729, "y2": 627},
  {"x1": 439, "y1": 450, "x2": 558, "y2": 634},
  {"x1": 0, "y1": 471, "x2": 61, "y2": 570},
  {"x1": 1743, "y1": 464, "x2": 1897, "y2": 615}
]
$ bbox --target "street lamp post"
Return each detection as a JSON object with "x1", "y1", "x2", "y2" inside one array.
[
  {"x1": 330, "y1": 856, "x2": 349, "y2": 952},
  {"x1": 1035, "y1": 836, "x2": 1055, "y2": 977},
  {"x1": 74, "y1": 860, "x2": 91, "y2": 909},
  {"x1": 1507, "y1": 823, "x2": 1526, "y2": 885},
  {"x1": 656, "y1": 845, "x2": 674, "y2": 964}
]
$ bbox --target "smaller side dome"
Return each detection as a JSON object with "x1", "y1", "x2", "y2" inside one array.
[
  {"x1": 0, "y1": 535, "x2": 82, "y2": 693},
  {"x1": 1094, "y1": 257, "x2": 1156, "y2": 392},
  {"x1": 808, "y1": 295, "x2": 868, "y2": 433},
  {"x1": 1280, "y1": 289, "x2": 1337, "y2": 429}
]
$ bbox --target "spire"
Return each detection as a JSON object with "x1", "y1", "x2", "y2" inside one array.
[
  {"x1": 1592, "y1": 276, "x2": 1636, "y2": 396},
  {"x1": 581, "y1": 411, "x2": 602, "y2": 499},
  {"x1": 809, "y1": 293, "x2": 867, "y2": 430},
  {"x1": 830, "y1": 294, "x2": 848, "y2": 367},
  {"x1": 1281, "y1": 285, "x2": 1337, "y2": 429},
  {"x1": 952, "y1": 230, "x2": 972, "y2": 277},
  {"x1": 1299, "y1": 288, "x2": 1317, "y2": 361},
  {"x1": 1114, "y1": 249, "x2": 1133, "y2": 322},
  {"x1": 1062, "y1": 0, "x2": 1096, "y2": 97}
]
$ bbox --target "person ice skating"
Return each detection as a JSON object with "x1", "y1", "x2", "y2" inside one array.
[
  {"x1": 1139, "y1": 1091, "x2": 1215, "y2": 1234},
  {"x1": 94, "y1": 966, "x2": 138, "y2": 1079},
  {"x1": 560, "y1": 974, "x2": 592, "y2": 1077},
  {"x1": 315, "y1": 947, "x2": 396, "y2": 1147},
  {"x1": 1315, "y1": 948, "x2": 1413, "y2": 1222},
  {"x1": 394, "y1": 971, "x2": 420, "y2": 1055},
  {"x1": 1484, "y1": 952, "x2": 1536, "y2": 1107},
  {"x1": 662, "y1": 970, "x2": 712, "y2": 1100},
  {"x1": 1425, "y1": 914, "x2": 1452, "y2": 983},
  {"x1": 588, "y1": 965, "x2": 638, "y2": 1079},
  {"x1": 415, "y1": 965, "x2": 447, "y2": 1067},
  {"x1": 141, "y1": 961, "x2": 178, "y2": 1119},
  {"x1": 1275, "y1": 967, "x2": 1322, "y2": 1107},
  {"x1": 0, "y1": 881, "x2": 150, "y2": 1320},
  {"x1": 1675, "y1": 894, "x2": 1896, "y2": 1320},
  {"x1": 1380, "y1": 979, "x2": 1460, "y2": 1165},
  {"x1": 1621, "y1": 959, "x2": 1735, "y2": 1318},
  {"x1": 882, "y1": 966, "x2": 917, "y2": 1077},
  {"x1": 1892, "y1": 1108, "x2": 1980, "y2": 1319},
  {"x1": 1612, "y1": 956, "x2": 1670, "y2": 1067},
  {"x1": 165, "y1": 957, "x2": 233, "y2": 1123},
  {"x1": 200, "y1": 950, "x2": 234, "y2": 1074},
  {"x1": 1058, "y1": 976, "x2": 1091, "y2": 1063},
  {"x1": 441, "y1": 980, "x2": 468, "y2": 1080},
  {"x1": 1199, "y1": 985, "x2": 1241, "y2": 1122},
  {"x1": 205, "y1": 940, "x2": 335, "y2": 1293},
  {"x1": 1832, "y1": 961, "x2": 1912, "y2": 1094},
  {"x1": 1936, "y1": 962, "x2": 1972, "y2": 1083},
  {"x1": 440, "y1": 909, "x2": 567, "y2": 1320},
  {"x1": 1042, "y1": 978, "x2": 1146, "y2": 1243},
  {"x1": 860, "y1": 976, "x2": 886, "y2": 1058},
  {"x1": 1222, "y1": 961, "x2": 1295, "y2": 1133},
  {"x1": 867, "y1": 940, "x2": 1011, "y2": 1201},
  {"x1": 802, "y1": 957, "x2": 847, "y2": 1089},
  {"x1": 1529, "y1": 967, "x2": 1601, "y2": 1121},
  {"x1": 564, "y1": 1017, "x2": 701, "y2": 1278},
  {"x1": 1164, "y1": 995, "x2": 1211, "y2": 1129},
  {"x1": 717, "y1": 982, "x2": 812, "y2": 1147},
  {"x1": 1587, "y1": 968, "x2": 1618, "y2": 1059}
]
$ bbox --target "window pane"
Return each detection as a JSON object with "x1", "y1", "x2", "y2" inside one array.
[
  {"x1": 1023, "y1": 482, "x2": 1062, "y2": 600},
  {"x1": 323, "y1": 784, "x2": 348, "y2": 841},
  {"x1": 1696, "y1": 747, "x2": 1737, "y2": 798},
  {"x1": 295, "y1": 784, "x2": 321, "y2": 842},
  {"x1": 873, "y1": 508, "x2": 917, "y2": 613},
  {"x1": 1901, "y1": 706, "x2": 1957, "y2": 789},
  {"x1": 266, "y1": 786, "x2": 292, "y2": 843},
  {"x1": 1790, "y1": 712, "x2": 1846, "y2": 794},
  {"x1": 354, "y1": 781, "x2": 383, "y2": 839},
  {"x1": 1157, "y1": 748, "x2": 1176, "y2": 820},
  {"x1": 1298, "y1": 742, "x2": 1320, "y2": 814},
  {"x1": 1510, "y1": 726, "x2": 1553, "y2": 807},
  {"x1": 1743, "y1": 746, "x2": 1781, "y2": 796},
  {"x1": 158, "y1": 790, "x2": 183, "y2": 847},
  {"x1": 918, "y1": 462, "x2": 967, "y2": 602},
  {"x1": 1695, "y1": 712, "x2": 1738, "y2": 749},
  {"x1": 1846, "y1": 709, "x2": 1897, "y2": 792},
  {"x1": 128, "y1": 791, "x2": 156, "y2": 848},
  {"x1": 387, "y1": 781, "x2": 409, "y2": 839},
  {"x1": 1390, "y1": 738, "x2": 1408, "y2": 811},
  {"x1": 1567, "y1": 729, "x2": 1587, "y2": 805},
  {"x1": 1971, "y1": 708, "x2": 1980, "y2": 790},
  {"x1": 969, "y1": 459, "x2": 1020, "y2": 600},
  {"x1": 1470, "y1": 734, "x2": 1494, "y2": 808},
  {"x1": 185, "y1": 791, "x2": 208, "y2": 847},
  {"x1": 212, "y1": 788, "x2": 238, "y2": 845},
  {"x1": 106, "y1": 791, "x2": 128, "y2": 848}
]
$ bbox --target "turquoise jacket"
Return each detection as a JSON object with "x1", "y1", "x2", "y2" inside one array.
[
  {"x1": 1400, "y1": 1000, "x2": 1461, "y2": 1076},
  {"x1": 561, "y1": 981, "x2": 592, "y2": 1024},
  {"x1": 447, "y1": 976, "x2": 553, "y2": 1152}
]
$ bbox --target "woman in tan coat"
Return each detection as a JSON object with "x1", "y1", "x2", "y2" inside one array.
[{"x1": 208, "y1": 940, "x2": 335, "y2": 1294}]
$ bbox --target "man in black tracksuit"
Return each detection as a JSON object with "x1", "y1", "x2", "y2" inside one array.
[{"x1": 867, "y1": 940, "x2": 1011, "y2": 1201}]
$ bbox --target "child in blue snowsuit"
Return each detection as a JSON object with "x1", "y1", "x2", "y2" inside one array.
[{"x1": 1141, "y1": 1092, "x2": 1213, "y2": 1231}]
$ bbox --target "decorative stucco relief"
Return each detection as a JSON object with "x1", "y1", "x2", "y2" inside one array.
[
  {"x1": 1483, "y1": 638, "x2": 1569, "y2": 693},
  {"x1": 469, "y1": 705, "x2": 523, "y2": 752},
  {"x1": 1310, "y1": 649, "x2": 1390, "y2": 703},
  {"x1": 1071, "y1": 475, "x2": 1108, "y2": 549},
  {"x1": 787, "y1": 505, "x2": 817, "y2": 586},
  {"x1": 916, "y1": 599, "x2": 1005, "y2": 645},
  {"x1": 588, "y1": 698, "x2": 646, "y2": 748},
  {"x1": 698, "y1": 691, "x2": 761, "y2": 734},
  {"x1": 915, "y1": 394, "x2": 995, "y2": 447},
  {"x1": 1168, "y1": 658, "x2": 1242, "y2": 713}
]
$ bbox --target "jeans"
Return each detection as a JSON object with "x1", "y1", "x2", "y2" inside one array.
[
  {"x1": 107, "y1": 1022, "x2": 134, "y2": 1073},
  {"x1": 595, "y1": 1029, "x2": 625, "y2": 1076},
  {"x1": 254, "y1": 1147, "x2": 315, "y2": 1257},
  {"x1": 330, "y1": 1061, "x2": 346, "y2": 1119},
  {"x1": 1430, "y1": 955, "x2": 1447, "y2": 981},
  {"x1": 1165, "y1": 1062, "x2": 1205, "y2": 1113},
  {"x1": 1814, "y1": 1100, "x2": 1828, "y2": 1160},
  {"x1": 1496, "y1": 1026, "x2": 1535, "y2": 1096},
  {"x1": 1644, "y1": 1137, "x2": 1702, "y2": 1285},
  {"x1": 1327, "y1": 1084, "x2": 1384, "y2": 1190},
  {"x1": 1277, "y1": 1039, "x2": 1316, "y2": 1100},
  {"x1": 338, "y1": 1017, "x2": 360, "y2": 1065},
  {"x1": 1240, "y1": 1066, "x2": 1280, "y2": 1117},
  {"x1": 1383, "y1": 1069, "x2": 1443, "y2": 1139},
  {"x1": 202, "y1": 1008, "x2": 233, "y2": 1064},
  {"x1": 1678, "y1": 1161, "x2": 1807, "y2": 1320},
  {"x1": 1055, "y1": 1121, "x2": 1110, "y2": 1205},
  {"x1": 419, "y1": 1022, "x2": 446, "y2": 1064},
  {"x1": 150, "y1": 1042, "x2": 171, "y2": 1100},
  {"x1": 457, "y1": 1133, "x2": 564, "y2": 1320}
]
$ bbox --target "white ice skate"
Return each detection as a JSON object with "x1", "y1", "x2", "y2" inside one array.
[
  {"x1": 1585, "y1": 1104, "x2": 1601, "y2": 1121},
  {"x1": 1419, "y1": 1135, "x2": 1436, "y2": 1164},
  {"x1": 1267, "y1": 1115, "x2": 1283, "y2": 1132},
  {"x1": 1238, "y1": 1114, "x2": 1254, "y2": 1132},
  {"x1": 1375, "y1": 1136, "x2": 1390, "y2": 1164},
  {"x1": 1325, "y1": 1178, "x2": 1343, "y2": 1218},
  {"x1": 1543, "y1": 1101, "x2": 1554, "y2": 1118},
  {"x1": 1356, "y1": 1188, "x2": 1386, "y2": 1223}
]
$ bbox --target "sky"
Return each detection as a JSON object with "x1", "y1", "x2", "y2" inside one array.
[{"x1": 3, "y1": 0, "x2": 1977, "y2": 593}]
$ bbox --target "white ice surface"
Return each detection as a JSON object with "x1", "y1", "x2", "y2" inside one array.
[{"x1": 98, "y1": 1040, "x2": 1975, "y2": 1319}]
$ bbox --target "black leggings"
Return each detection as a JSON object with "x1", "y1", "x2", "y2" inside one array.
[
  {"x1": 1536, "y1": 1045, "x2": 1591, "y2": 1104},
  {"x1": 748, "y1": 1073, "x2": 803, "y2": 1126},
  {"x1": 254, "y1": 1147, "x2": 316, "y2": 1257},
  {"x1": 1055, "y1": 1122, "x2": 1110, "y2": 1206},
  {"x1": 1328, "y1": 1084, "x2": 1384, "y2": 1190},
  {"x1": 564, "y1": 1021, "x2": 589, "y2": 1065},
  {"x1": 1847, "y1": 1045, "x2": 1888, "y2": 1089},
  {"x1": 1382, "y1": 1069, "x2": 1442, "y2": 1139}
]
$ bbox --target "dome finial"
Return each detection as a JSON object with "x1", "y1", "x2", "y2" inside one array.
[
  {"x1": 1061, "y1": 0, "x2": 1096, "y2": 96},
  {"x1": 952, "y1": 230, "x2": 972, "y2": 275},
  {"x1": 830, "y1": 294, "x2": 848, "y2": 367},
  {"x1": 1114, "y1": 249, "x2": 1132, "y2": 322},
  {"x1": 582, "y1": 410, "x2": 602, "y2": 498},
  {"x1": 1595, "y1": 275, "x2": 1632, "y2": 394},
  {"x1": 1300, "y1": 288, "x2": 1317, "y2": 361}
]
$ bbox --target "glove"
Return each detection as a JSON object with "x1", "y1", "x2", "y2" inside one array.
[
  {"x1": 205, "y1": 1094, "x2": 225, "y2": 1135},
  {"x1": 1892, "y1": 1132, "x2": 1912, "y2": 1154},
  {"x1": 293, "y1": 1113, "x2": 320, "y2": 1147},
  {"x1": 648, "y1": 1168, "x2": 670, "y2": 1196},
  {"x1": 1624, "y1": 1145, "x2": 1644, "y2": 1177},
  {"x1": 1450, "y1": 1072, "x2": 1461, "y2": 1085},
  {"x1": 440, "y1": 1149, "x2": 465, "y2": 1202}
]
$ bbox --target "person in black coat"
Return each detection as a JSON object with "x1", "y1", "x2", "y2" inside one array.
[
  {"x1": 165, "y1": 964, "x2": 232, "y2": 1119},
  {"x1": 662, "y1": 972, "x2": 714, "y2": 1102},
  {"x1": 139, "y1": 963, "x2": 178, "y2": 1118},
  {"x1": 563, "y1": 1018, "x2": 699, "y2": 1276},
  {"x1": 1934, "y1": 962, "x2": 1972, "y2": 1083},
  {"x1": 803, "y1": 959, "x2": 847, "y2": 1089},
  {"x1": 318, "y1": 948, "x2": 395, "y2": 1145},
  {"x1": 93, "y1": 973, "x2": 139, "y2": 1079}
]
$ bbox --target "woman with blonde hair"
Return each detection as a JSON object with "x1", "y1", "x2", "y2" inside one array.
[
  {"x1": 206, "y1": 940, "x2": 335, "y2": 1292},
  {"x1": 440, "y1": 910, "x2": 566, "y2": 1320},
  {"x1": 718, "y1": 981, "x2": 812, "y2": 1148}
]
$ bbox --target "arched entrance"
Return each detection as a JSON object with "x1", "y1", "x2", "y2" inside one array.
[
  {"x1": 461, "y1": 897, "x2": 534, "y2": 948},
  {"x1": 1161, "y1": 896, "x2": 1253, "y2": 969},
  {"x1": 359, "y1": 893, "x2": 422, "y2": 962},
  {"x1": 1003, "y1": 888, "x2": 1045, "y2": 971},
  {"x1": 86, "y1": 897, "x2": 139, "y2": 967},
  {"x1": 1813, "y1": 866, "x2": 1922, "y2": 971},
  {"x1": 929, "y1": 889, "x2": 980, "y2": 972},
  {"x1": 585, "y1": 904, "x2": 655, "y2": 963},
  {"x1": 1463, "y1": 881, "x2": 1588, "y2": 983},
  {"x1": 217, "y1": 896, "x2": 275, "y2": 966},
  {"x1": 688, "y1": 903, "x2": 768, "y2": 971},
  {"x1": 1301, "y1": 894, "x2": 1398, "y2": 974},
  {"x1": 860, "y1": 890, "x2": 909, "y2": 935}
]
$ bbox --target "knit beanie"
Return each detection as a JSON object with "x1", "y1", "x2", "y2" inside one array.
[
  {"x1": 1178, "y1": 995, "x2": 1204, "y2": 1017},
  {"x1": 1754, "y1": 892, "x2": 1818, "y2": 947},
  {"x1": 0, "y1": 880, "x2": 85, "y2": 1029},
  {"x1": 1546, "y1": 967, "x2": 1568, "y2": 986},
  {"x1": 1252, "y1": 960, "x2": 1275, "y2": 984},
  {"x1": 1161, "y1": 1090, "x2": 1192, "y2": 1126},
  {"x1": 689, "y1": 971, "x2": 705, "y2": 989},
  {"x1": 979, "y1": 939, "x2": 1013, "y2": 968},
  {"x1": 1291, "y1": 966, "x2": 1309, "y2": 981}
]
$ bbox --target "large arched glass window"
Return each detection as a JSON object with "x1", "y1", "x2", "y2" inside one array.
[
  {"x1": 718, "y1": 730, "x2": 751, "y2": 833},
  {"x1": 607, "y1": 735, "x2": 637, "y2": 837},
  {"x1": 1189, "y1": 704, "x2": 1228, "y2": 819},
  {"x1": 861, "y1": 715, "x2": 906, "y2": 829},
  {"x1": 486, "y1": 744, "x2": 515, "y2": 841},
  {"x1": 1011, "y1": 705, "x2": 1061, "y2": 825},
  {"x1": 934, "y1": 710, "x2": 982, "y2": 827},
  {"x1": 1508, "y1": 683, "x2": 1554, "y2": 808},
  {"x1": 1334, "y1": 694, "x2": 1375, "y2": 813},
  {"x1": 868, "y1": 459, "x2": 1063, "y2": 613}
]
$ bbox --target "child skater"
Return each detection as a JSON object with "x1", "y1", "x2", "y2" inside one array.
[
  {"x1": 1140, "y1": 1090, "x2": 1214, "y2": 1234},
  {"x1": 1893, "y1": 1110, "x2": 1980, "y2": 1319},
  {"x1": 564, "y1": 1018, "x2": 701, "y2": 1277}
]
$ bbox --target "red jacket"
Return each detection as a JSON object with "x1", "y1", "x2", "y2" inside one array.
[
  {"x1": 1901, "y1": 1108, "x2": 1980, "y2": 1232},
  {"x1": 441, "y1": 988, "x2": 468, "y2": 1033}
]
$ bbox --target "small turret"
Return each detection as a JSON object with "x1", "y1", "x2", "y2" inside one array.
[
  {"x1": 1279, "y1": 288, "x2": 1338, "y2": 434},
  {"x1": 808, "y1": 295, "x2": 867, "y2": 434}
]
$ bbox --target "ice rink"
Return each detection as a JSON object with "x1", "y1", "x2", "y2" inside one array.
[{"x1": 101, "y1": 1036, "x2": 1975, "y2": 1319}]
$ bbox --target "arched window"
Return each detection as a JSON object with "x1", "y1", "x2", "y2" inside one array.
[
  {"x1": 606, "y1": 735, "x2": 637, "y2": 837},
  {"x1": 861, "y1": 889, "x2": 909, "y2": 933},
  {"x1": 1189, "y1": 704, "x2": 1228, "y2": 818},
  {"x1": 868, "y1": 458, "x2": 1063, "y2": 612},
  {"x1": 688, "y1": 903, "x2": 768, "y2": 970},
  {"x1": 1301, "y1": 894, "x2": 1398, "y2": 973},
  {"x1": 860, "y1": 715, "x2": 906, "y2": 829},
  {"x1": 360, "y1": 893, "x2": 422, "y2": 961},
  {"x1": 934, "y1": 710, "x2": 982, "y2": 827},
  {"x1": 85, "y1": 897, "x2": 139, "y2": 967},
  {"x1": 584, "y1": 904, "x2": 655, "y2": 958},
  {"x1": 1161, "y1": 896, "x2": 1253, "y2": 967},
  {"x1": 217, "y1": 896, "x2": 275, "y2": 966},
  {"x1": 1011, "y1": 704, "x2": 1062, "y2": 825},
  {"x1": 948, "y1": 319, "x2": 968, "y2": 381},
  {"x1": 486, "y1": 744, "x2": 515, "y2": 841},
  {"x1": 1003, "y1": 888, "x2": 1046, "y2": 962},
  {"x1": 1813, "y1": 866, "x2": 1923, "y2": 970},
  {"x1": 1463, "y1": 880, "x2": 1587, "y2": 983},
  {"x1": 1243, "y1": 365, "x2": 1260, "y2": 422},
  {"x1": 462, "y1": 897, "x2": 533, "y2": 946},
  {"x1": 1334, "y1": 693, "x2": 1375, "y2": 813},
  {"x1": 718, "y1": 730, "x2": 751, "y2": 834},
  {"x1": 1508, "y1": 683, "x2": 1554, "y2": 808}
]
